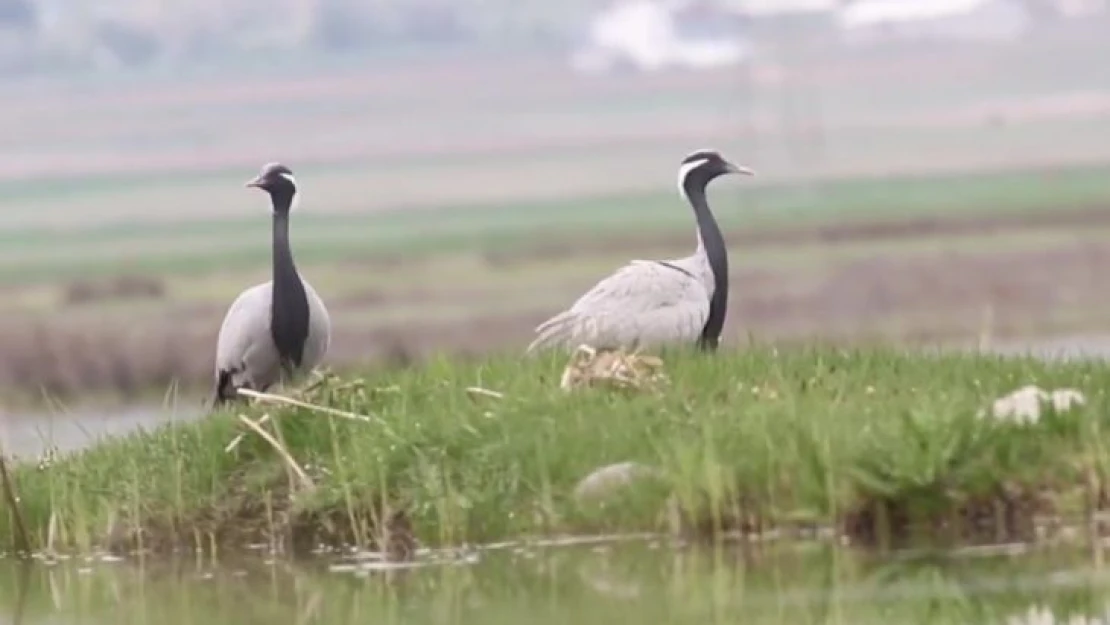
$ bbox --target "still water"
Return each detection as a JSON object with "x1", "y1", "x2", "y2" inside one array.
[
  {"x1": 0, "y1": 405, "x2": 203, "y2": 459},
  {"x1": 2, "y1": 541, "x2": 1110, "y2": 625}
]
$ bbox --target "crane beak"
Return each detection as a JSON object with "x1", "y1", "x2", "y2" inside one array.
[
  {"x1": 725, "y1": 163, "x2": 756, "y2": 176},
  {"x1": 245, "y1": 175, "x2": 264, "y2": 189}
]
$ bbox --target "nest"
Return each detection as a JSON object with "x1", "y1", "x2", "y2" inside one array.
[{"x1": 560, "y1": 345, "x2": 668, "y2": 393}]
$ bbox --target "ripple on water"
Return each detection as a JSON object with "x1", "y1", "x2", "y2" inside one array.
[{"x1": 328, "y1": 546, "x2": 482, "y2": 575}]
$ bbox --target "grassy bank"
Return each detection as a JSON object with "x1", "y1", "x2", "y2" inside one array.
[{"x1": 2, "y1": 345, "x2": 1109, "y2": 557}]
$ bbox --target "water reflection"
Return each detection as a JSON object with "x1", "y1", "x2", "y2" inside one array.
[
  {"x1": 8, "y1": 561, "x2": 30, "y2": 625},
  {"x1": 3, "y1": 543, "x2": 1110, "y2": 625}
]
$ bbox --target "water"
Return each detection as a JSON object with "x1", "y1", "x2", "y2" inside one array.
[
  {"x1": 0, "y1": 405, "x2": 203, "y2": 459},
  {"x1": 2, "y1": 541, "x2": 1110, "y2": 624},
  {"x1": 989, "y1": 334, "x2": 1110, "y2": 362}
]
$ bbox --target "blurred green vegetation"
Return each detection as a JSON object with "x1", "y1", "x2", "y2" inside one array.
[{"x1": 2, "y1": 163, "x2": 1108, "y2": 284}]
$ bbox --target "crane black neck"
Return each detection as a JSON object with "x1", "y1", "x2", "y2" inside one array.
[
  {"x1": 269, "y1": 190, "x2": 300, "y2": 280},
  {"x1": 268, "y1": 190, "x2": 310, "y2": 371},
  {"x1": 681, "y1": 172, "x2": 729, "y2": 351}
]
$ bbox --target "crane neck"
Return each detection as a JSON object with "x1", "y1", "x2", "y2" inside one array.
[
  {"x1": 269, "y1": 191, "x2": 310, "y2": 370},
  {"x1": 681, "y1": 175, "x2": 729, "y2": 351},
  {"x1": 270, "y1": 195, "x2": 299, "y2": 281}
]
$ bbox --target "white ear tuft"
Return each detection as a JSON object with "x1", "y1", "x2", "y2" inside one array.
[
  {"x1": 279, "y1": 172, "x2": 300, "y2": 212},
  {"x1": 676, "y1": 158, "x2": 709, "y2": 196}
]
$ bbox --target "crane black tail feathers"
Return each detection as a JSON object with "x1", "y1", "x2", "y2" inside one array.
[{"x1": 211, "y1": 369, "x2": 241, "y2": 409}]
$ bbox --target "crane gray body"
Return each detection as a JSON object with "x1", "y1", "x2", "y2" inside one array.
[
  {"x1": 530, "y1": 255, "x2": 713, "y2": 350},
  {"x1": 528, "y1": 150, "x2": 753, "y2": 353},
  {"x1": 215, "y1": 279, "x2": 331, "y2": 396}
]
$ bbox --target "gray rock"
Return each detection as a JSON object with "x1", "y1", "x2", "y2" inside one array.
[{"x1": 573, "y1": 462, "x2": 664, "y2": 508}]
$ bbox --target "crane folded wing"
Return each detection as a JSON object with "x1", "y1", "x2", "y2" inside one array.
[
  {"x1": 529, "y1": 260, "x2": 711, "y2": 351},
  {"x1": 214, "y1": 282, "x2": 282, "y2": 398}
]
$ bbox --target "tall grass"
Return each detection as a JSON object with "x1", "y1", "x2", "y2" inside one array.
[{"x1": 2, "y1": 344, "x2": 1108, "y2": 556}]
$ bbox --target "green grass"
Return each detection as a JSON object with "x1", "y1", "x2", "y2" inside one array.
[{"x1": 3, "y1": 345, "x2": 1109, "y2": 556}]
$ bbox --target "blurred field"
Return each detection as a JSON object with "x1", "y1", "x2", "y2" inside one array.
[{"x1": 3, "y1": 32, "x2": 1110, "y2": 402}]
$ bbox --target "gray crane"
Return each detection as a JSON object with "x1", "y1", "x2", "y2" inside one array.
[
  {"x1": 527, "y1": 150, "x2": 754, "y2": 353},
  {"x1": 212, "y1": 162, "x2": 331, "y2": 405}
]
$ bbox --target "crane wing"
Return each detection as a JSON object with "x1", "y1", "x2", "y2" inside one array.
[
  {"x1": 214, "y1": 282, "x2": 282, "y2": 398},
  {"x1": 300, "y1": 279, "x2": 332, "y2": 372},
  {"x1": 529, "y1": 260, "x2": 710, "y2": 351}
]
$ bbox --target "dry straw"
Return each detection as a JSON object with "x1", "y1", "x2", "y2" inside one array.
[
  {"x1": 237, "y1": 414, "x2": 315, "y2": 492},
  {"x1": 224, "y1": 385, "x2": 386, "y2": 453},
  {"x1": 559, "y1": 345, "x2": 669, "y2": 393}
]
